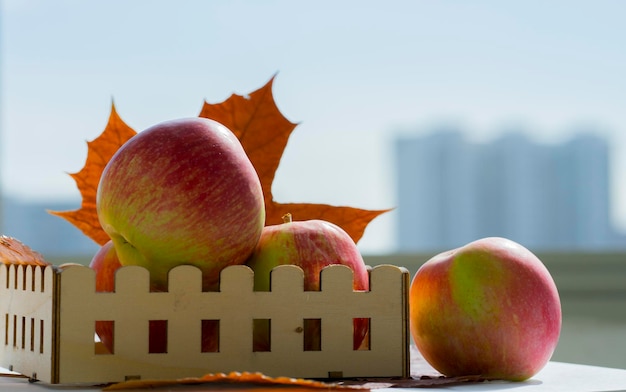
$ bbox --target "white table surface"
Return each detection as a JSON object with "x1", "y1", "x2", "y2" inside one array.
[{"x1": 2, "y1": 361, "x2": 626, "y2": 392}]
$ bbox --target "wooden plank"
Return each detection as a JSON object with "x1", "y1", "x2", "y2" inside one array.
[{"x1": 0, "y1": 265, "x2": 55, "y2": 383}]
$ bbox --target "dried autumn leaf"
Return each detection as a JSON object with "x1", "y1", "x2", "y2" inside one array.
[
  {"x1": 0, "y1": 235, "x2": 50, "y2": 266},
  {"x1": 103, "y1": 371, "x2": 362, "y2": 390},
  {"x1": 51, "y1": 76, "x2": 389, "y2": 246},
  {"x1": 102, "y1": 347, "x2": 485, "y2": 390},
  {"x1": 199, "y1": 76, "x2": 390, "y2": 243},
  {"x1": 49, "y1": 103, "x2": 137, "y2": 245}
]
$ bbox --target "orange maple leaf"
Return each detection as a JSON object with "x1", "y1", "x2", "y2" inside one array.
[
  {"x1": 200, "y1": 76, "x2": 391, "y2": 243},
  {"x1": 51, "y1": 77, "x2": 390, "y2": 245},
  {"x1": 49, "y1": 104, "x2": 137, "y2": 245},
  {"x1": 103, "y1": 370, "x2": 358, "y2": 390}
]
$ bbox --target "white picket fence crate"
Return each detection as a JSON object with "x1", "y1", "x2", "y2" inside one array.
[{"x1": 0, "y1": 262, "x2": 409, "y2": 384}]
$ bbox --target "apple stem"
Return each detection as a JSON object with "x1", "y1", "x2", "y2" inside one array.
[{"x1": 282, "y1": 213, "x2": 293, "y2": 223}]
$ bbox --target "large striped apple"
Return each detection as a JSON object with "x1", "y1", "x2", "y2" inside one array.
[
  {"x1": 96, "y1": 117, "x2": 265, "y2": 291},
  {"x1": 410, "y1": 237, "x2": 561, "y2": 381},
  {"x1": 246, "y1": 214, "x2": 369, "y2": 352}
]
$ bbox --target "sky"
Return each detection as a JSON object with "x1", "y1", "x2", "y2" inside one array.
[{"x1": 1, "y1": 0, "x2": 626, "y2": 254}]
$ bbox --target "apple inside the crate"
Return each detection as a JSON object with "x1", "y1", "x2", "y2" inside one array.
[
  {"x1": 409, "y1": 237, "x2": 562, "y2": 381},
  {"x1": 96, "y1": 117, "x2": 265, "y2": 291},
  {"x1": 246, "y1": 214, "x2": 370, "y2": 351},
  {"x1": 89, "y1": 240, "x2": 219, "y2": 353},
  {"x1": 88, "y1": 240, "x2": 122, "y2": 353}
]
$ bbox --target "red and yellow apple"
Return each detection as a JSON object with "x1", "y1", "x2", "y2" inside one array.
[
  {"x1": 89, "y1": 240, "x2": 218, "y2": 353},
  {"x1": 88, "y1": 240, "x2": 122, "y2": 353},
  {"x1": 245, "y1": 214, "x2": 369, "y2": 351},
  {"x1": 96, "y1": 117, "x2": 265, "y2": 291},
  {"x1": 409, "y1": 237, "x2": 561, "y2": 381},
  {"x1": 89, "y1": 240, "x2": 122, "y2": 293}
]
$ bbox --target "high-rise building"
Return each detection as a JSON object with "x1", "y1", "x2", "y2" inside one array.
[{"x1": 395, "y1": 129, "x2": 624, "y2": 252}]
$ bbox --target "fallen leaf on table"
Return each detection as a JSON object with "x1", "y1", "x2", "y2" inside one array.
[
  {"x1": 103, "y1": 371, "x2": 365, "y2": 390},
  {"x1": 101, "y1": 348, "x2": 486, "y2": 390}
]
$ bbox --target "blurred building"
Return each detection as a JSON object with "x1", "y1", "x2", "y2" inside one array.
[
  {"x1": 396, "y1": 129, "x2": 626, "y2": 252},
  {"x1": 1, "y1": 197, "x2": 99, "y2": 259}
]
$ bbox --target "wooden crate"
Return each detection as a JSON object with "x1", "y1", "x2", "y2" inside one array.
[{"x1": 0, "y1": 263, "x2": 409, "y2": 384}]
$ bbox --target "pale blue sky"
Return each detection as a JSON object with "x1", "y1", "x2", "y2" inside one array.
[{"x1": 2, "y1": 0, "x2": 626, "y2": 253}]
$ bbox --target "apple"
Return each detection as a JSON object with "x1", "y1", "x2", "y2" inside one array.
[
  {"x1": 89, "y1": 240, "x2": 122, "y2": 293},
  {"x1": 409, "y1": 237, "x2": 561, "y2": 381},
  {"x1": 245, "y1": 214, "x2": 369, "y2": 351},
  {"x1": 96, "y1": 117, "x2": 265, "y2": 291},
  {"x1": 89, "y1": 240, "x2": 218, "y2": 353},
  {"x1": 88, "y1": 240, "x2": 122, "y2": 353}
]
